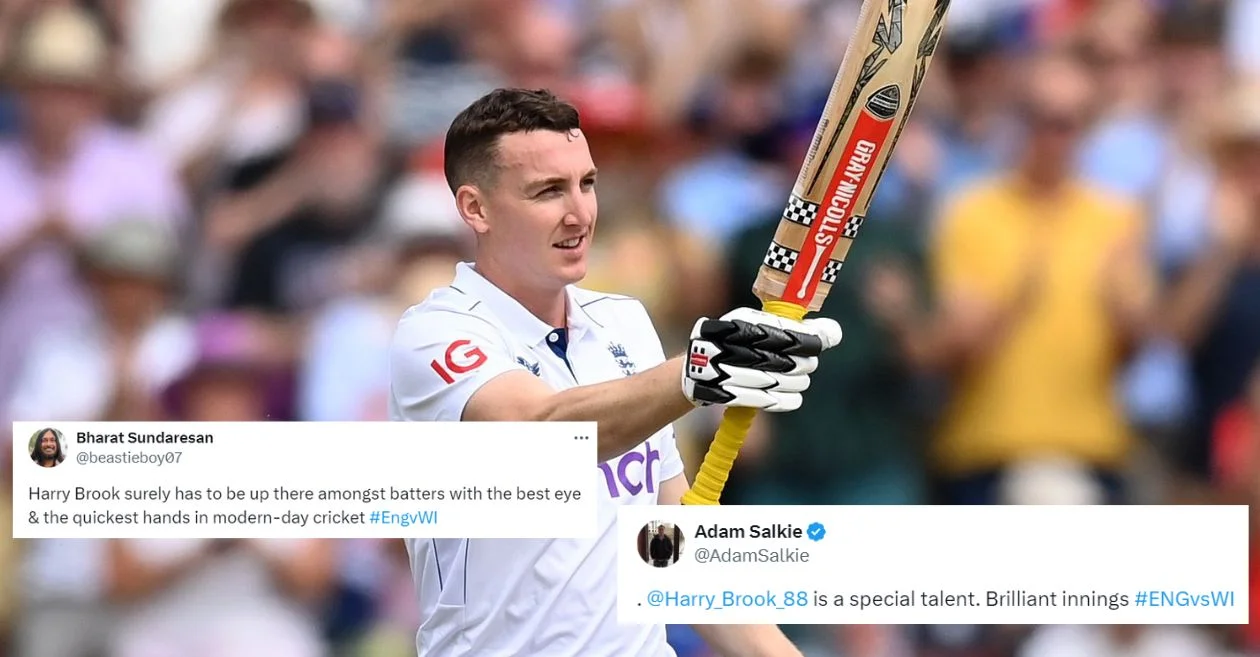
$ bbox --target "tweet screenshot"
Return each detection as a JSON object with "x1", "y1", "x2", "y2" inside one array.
[
  {"x1": 618, "y1": 505, "x2": 1248, "y2": 625},
  {"x1": 14, "y1": 421, "x2": 597, "y2": 539}
]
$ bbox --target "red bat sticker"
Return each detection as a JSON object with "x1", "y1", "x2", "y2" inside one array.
[{"x1": 783, "y1": 85, "x2": 899, "y2": 305}]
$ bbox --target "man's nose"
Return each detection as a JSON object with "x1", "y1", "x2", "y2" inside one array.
[{"x1": 562, "y1": 205, "x2": 592, "y2": 227}]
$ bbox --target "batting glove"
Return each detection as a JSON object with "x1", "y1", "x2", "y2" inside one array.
[{"x1": 681, "y1": 307, "x2": 843, "y2": 412}]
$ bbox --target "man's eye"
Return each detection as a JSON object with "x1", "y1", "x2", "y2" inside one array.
[
  {"x1": 581, "y1": 178, "x2": 596, "y2": 190},
  {"x1": 536, "y1": 187, "x2": 559, "y2": 198}
]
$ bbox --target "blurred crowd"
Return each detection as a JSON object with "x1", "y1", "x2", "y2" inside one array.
[{"x1": 0, "y1": 0, "x2": 1258, "y2": 656}]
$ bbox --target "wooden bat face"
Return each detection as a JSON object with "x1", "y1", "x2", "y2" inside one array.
[{"x1": 753, "y1": 0, "x2": 951, "y2": 311}]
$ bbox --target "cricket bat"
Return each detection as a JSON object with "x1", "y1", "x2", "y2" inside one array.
[{"x1": 680, "y1": 0, "x2": 952, "y2": 506}]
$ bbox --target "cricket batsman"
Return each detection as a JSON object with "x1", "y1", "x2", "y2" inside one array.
[{"x1": 388, "y1": 88, "x2": 843, "y2": 657}]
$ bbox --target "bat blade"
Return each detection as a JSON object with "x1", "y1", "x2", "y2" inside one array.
[
  {"x1": 680, "y1": 0, "x2": 953, "y2": 507},
  {"x1": 755, "y1": 0, "x2": 951, "y2": 311}
]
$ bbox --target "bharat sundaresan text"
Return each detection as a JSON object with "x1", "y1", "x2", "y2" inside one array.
[{"x1": 77, "y1": 431, "x2": 214, "y2": 444}]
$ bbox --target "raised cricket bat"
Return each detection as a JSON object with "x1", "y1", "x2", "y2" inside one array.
[{"x1": 680, "y1": 0, "x2": 952, "y2": 506}]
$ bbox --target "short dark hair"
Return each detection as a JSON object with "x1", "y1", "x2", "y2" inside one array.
[{"x1": 443, "y1": 88, "x2": 581, "y2": 193}]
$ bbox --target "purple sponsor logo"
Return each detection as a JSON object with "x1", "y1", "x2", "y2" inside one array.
[{"x1": 599, "y1": 440, "x2": 659, "y2": 498}]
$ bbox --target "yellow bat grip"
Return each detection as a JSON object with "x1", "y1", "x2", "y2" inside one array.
[{"x1": 680, "y1": 299, "x2": 808, "y2": 505}]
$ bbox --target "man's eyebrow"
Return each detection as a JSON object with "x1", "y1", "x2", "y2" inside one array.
[
  {"x1": 525, "y1": 169, "x2": 599, "y2": 193},
  {"x1": 525, "y1": 176, "x2": 568, "y2": 193}
]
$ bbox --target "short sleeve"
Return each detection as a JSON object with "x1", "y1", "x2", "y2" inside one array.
[
  {"x1": 656, "y1": 418, "x2": 686, "y2": 483},
  {"x1": 389, "y1": 308, "x2": 526, "y2": 422},
  {"x1": 625, "y1": 300, "x2": 685, "y2": 483}
]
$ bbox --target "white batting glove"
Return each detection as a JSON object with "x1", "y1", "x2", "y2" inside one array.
[{"x1": 681, "y1": 307, "x2": 843, "y2": 412}]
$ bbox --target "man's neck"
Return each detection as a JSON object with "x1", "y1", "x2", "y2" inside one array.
[
  {"x1": 1016, "y1": 164, "x2": 1072, "y2": 201},
  {"x1": 474, "y1": 257, "x2": 568, "y2": 328}
]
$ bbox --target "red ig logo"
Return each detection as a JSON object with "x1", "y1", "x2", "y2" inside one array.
[{"x1": 430, "y1": 339, "x2": 487, "y2": 384}]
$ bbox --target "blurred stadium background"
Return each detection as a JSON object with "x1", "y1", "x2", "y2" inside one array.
[{"x1": 1, "y1": 0, "x2": 1259, "y2": 655}]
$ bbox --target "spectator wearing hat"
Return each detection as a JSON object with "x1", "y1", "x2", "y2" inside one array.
[
  {"x1": 7, "y1": 220, "x2": 195, "y2": 424},
  {"x1": 0, "y1": 5, "x2": 188, "y2": 446},
  {"x1": 7, "y1": 219, "x2": 195, "y2": 657},
  {"x1": 159, "y1": 312, "x2": 296, "y2": 422}
]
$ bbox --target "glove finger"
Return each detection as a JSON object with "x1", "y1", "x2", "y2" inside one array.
[
  {"x1": 710, "y1": 343, "x2": 798, "y2": 374},
  {"x1": 716, "y1": 366, "x2": 811, "y2": 392},
  {"x1": 784, "y1": 354, "x2": 818, "y2": 376},
  {"x1": 714, "y1": 366, "x2": 777, "y2": 389},
  {"x1": 685, "y1": 380, "x2": 803, "y2": 412},
  {"x1": 759, "y1": 391, "x2": 802, "y2": 412},
  {"x1": 803, "y1": 318, "x2": 843, "y2": 350},
  {"x1": 686, "y1": 382, "x2": 772, "y2": 408},
  {"x1": 698, "y1": 317, "x2": 824, "y2": 358},
  {"x1": 771, "y1": 372, "x2": 810, "y2": 393},
  {"x1": 720, "y1": 386, "x2": 802, "y2": 412}
]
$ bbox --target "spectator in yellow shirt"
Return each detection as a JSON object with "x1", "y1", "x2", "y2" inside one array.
[{"x1": 877, "y1": 48, "x2": 1156, "y2": 505}]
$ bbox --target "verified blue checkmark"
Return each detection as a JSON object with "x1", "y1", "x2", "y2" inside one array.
[{"x1": 806, "y1": 522, "x2": 826, "y2": 542}]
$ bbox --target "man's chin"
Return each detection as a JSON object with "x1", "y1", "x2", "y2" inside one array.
[{"x1": 555, "y1": 261, "x2": 587, "y2": 285}]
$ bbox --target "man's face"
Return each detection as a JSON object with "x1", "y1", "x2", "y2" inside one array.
[
  {"x1": 1020, "y1": 57, "x2": 1093, "y2": 179},
  {"x1": 471, "y1": 129, "x2": 598, "y2": 290},
  {"x1": 235, "y1": 1, "x2": 309, "y2": 69},
  {"x1": 21, "y1": 82, "x2": 99, "y2": 143},
  {"x1": 91, "y1": 272, "x2": 168, "y2": 329},
  {"x1": 1162, "y1": 44, "x2": 1224, "y2": 110},
  {"x1": 1024, "y1": 103, "x2": 1088, "y2": 167},
  {"x1": 39, "y1": 432, "x2": 58, "y2": 457},
  {"x1": 304, "y1": 124, "x2": 377, "y2": 212}
]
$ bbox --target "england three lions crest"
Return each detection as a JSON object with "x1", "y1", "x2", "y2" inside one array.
[{"x1": 608, "y1": 343, "x2": 636, "y2": 376}]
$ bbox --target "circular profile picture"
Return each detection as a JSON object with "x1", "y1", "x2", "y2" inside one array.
[
  {"x1": 29, "y1": 427, "x2": 66, "y2": 469},
  {"x1": 637, "y1": 521, "x2": 685, "y2": 568}
]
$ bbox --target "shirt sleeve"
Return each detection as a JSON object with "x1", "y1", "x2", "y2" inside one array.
[
  {"x1": 389, "y1": 308, "x2": 529, "y2": 422},
  {"x1": 625, "y1": 300, "x2": 685, "y2": 483}
]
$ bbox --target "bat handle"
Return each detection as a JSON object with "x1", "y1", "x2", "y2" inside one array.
[{"x1": 680, "y1": 299, "x2": 808, "y2": 506}]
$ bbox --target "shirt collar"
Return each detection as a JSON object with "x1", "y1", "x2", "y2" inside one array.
[{"x1": 450, "y1": 262, "x2": 595, "y2": 347}]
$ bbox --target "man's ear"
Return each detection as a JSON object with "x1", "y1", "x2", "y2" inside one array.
[{"x1": 455, "y1": 185, "x2": 490, "y2": 235}]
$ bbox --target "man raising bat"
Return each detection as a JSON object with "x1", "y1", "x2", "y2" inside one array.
[{"x1": 388, "y1": 88, "x2": 840, "y2": 657}]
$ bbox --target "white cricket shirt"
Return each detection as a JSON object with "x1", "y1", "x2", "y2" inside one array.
[{"x1": 389, "y1": 262, "x2": 684, "y2": 657}]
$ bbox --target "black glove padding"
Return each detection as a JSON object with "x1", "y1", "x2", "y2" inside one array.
[{"x1": 682, "y1": 307, "x2": 843, "y2": 412}]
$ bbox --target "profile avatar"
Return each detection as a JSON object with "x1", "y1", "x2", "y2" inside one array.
[
  {"x1": 30, "y1": 428, "x2": 65, "y2": 468},
  {"x1": 638, "y1": 521, "x2": 684, "y2": 568}
]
